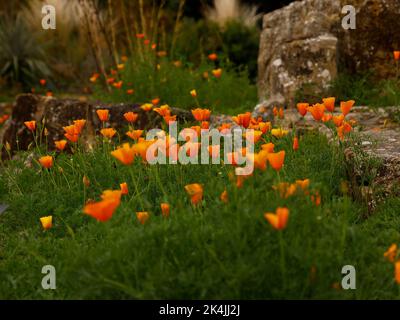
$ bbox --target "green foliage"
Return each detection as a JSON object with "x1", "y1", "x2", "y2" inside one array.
[
  {"x1": 0, "y1": 132, "x2": 399, "y2": 299},
  {"x1": 0, "y1": 15, "x2": 51, "y2": 90},
  {"x1": 94, "y1": 58, "x2": 257, "y2": 115}
]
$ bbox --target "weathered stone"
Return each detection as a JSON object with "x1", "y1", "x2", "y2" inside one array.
[
  {"x1": 0, "y1": 94, "x2": 194, "y2": 158},
  {"x1": 257, "y1": 0, "x2": 400, "y2": 108}
]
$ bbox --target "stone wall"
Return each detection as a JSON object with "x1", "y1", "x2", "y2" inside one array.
[{"x1": 257, "y1": 0, "x2": 400, "y2": 108}]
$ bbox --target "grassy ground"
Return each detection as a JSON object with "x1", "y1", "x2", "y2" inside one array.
[{"x1": 0, "y1": 127, "x2": 399, "y2": 299}]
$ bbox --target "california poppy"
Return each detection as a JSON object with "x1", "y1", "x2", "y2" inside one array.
[
  {"x1": 39, "y1": 156, "x2": 53, "y2": 169},
  {"x1": 154, "y1": 105, "x2": 170, "y2": 117},
  {"x1": 322, "y1": 97, "x2": 335, "y2": 112},
  {"x1": 24, "y1": 121, "x2": 36, "y2": 131},
  {"x1": 295, "y1": 179, "x2": 310, "y2": 191},
  {"x1": 161, "y1": 203, "x2": 170, "y2": 217},
  {"x1": 252, "y1": 150, "x2": 269, "y2": 171},
  {"x1": 120, "y1": 182, "x2": 129, "y2": 195},
  {"x1": 73, "y1": 119, "x2": 86, "y2": 132},
  {"x1": 190, "y1": 89, "x2": 197, "y2": 97},
  {"x1": 308, "y1": 103, "x2": 325, "y2": 121},
  {"x1": 220, "y1": 190, "x2": 228, "y2": 203},
  {"x1": 55, "y1": 140, "x2": 67, "y2": 151},
  {"x1": 272, "y1": 182, "x2": 297, "y2": 199},
  {"x1": 126, "y1": 89, "x2": 135, "y2": 95},
  {"x1": 271, "y1": 128, "x2": 288, "y2": 138},
  {"x1": 40, "y1": 216, "x2": 52, "y2": 230},
  {"x1": 126, "y1": 130, "x2": 143, "y2": 140},
  {"x1": 293, "y1": 136, "x2": 299, "y2": 151},
  {"x1": 394, "y1": 51, "x2": 400, "y2": 61},
  {"x1": 264, "y1": 207, "x2": 289, "y2": 230},
  {"x1": 384, "y1": 244, "x2": 398, "y2": 263},
  {"x1": 132, "y1": 139, "x2": 155, "y2": 161},
  {"x1": 163, "y1": 114, "x2": 177, "y2": 124},
  {"x1": 141, "y1": 103, "x2": 153, "y2": 111},
  {"x1": 185, "y1": 183, "x2": 203, "y2": 205},
  {"x1": 322, "y1": 114, "x2": 333, "y2": 123},
  {"x1": 332, "y1": 114, "x2": 344, "y2": 127},
  {"x1": 113, "y1": 81, "x2": 123, "y2": 89},
  {"x1": 232, "y1": 112, "x2": 251, "y2": 128},
  {"x1": 111, "y1": 143, "x2": 136, "y2": 165},
  {"x1": 100, "y1": 128, "x2": 116, "y2": 139},
  {"x1": 297, "y1": 103, "x2": 309, "y2": 117},
  {"x1": 261, "y1": 143, "x2": 275, "y2": 153},
  {"x1": 212, "y1": 68, "x2": 222, "y2": 78},
  {"x1": 39, "y1": 79, "x2": 46, "y2": 86},
  {"x1": 136, "y1": 211, "x2": 149, "y2": 224},
  {"x1": 151, "y1": 98, "x2": 160, "y2": 106},
  {"x1": 395, "y1": 261, "x2": 400, "y2": 284},
  {"x1": 191, "y1": 108, "x2": 211, "y2": 121},
  {"x1": 124, "y1": 112, "x2": 138, "y2": 123},
  {"x1": 208, "y1": 53, "x2": 218, "y2": 61},
  {"x1": 340, "y1": 100, "x2": 355, "y2": 116},
  {"x1": 267, "y1": 151, "x2": 285, "y2": 171},
  {"x1": 96, "y1": 109, "x2": 109, "y2": 122},
  {"x1": 84, "y1": 190, "x2": 122, "y2": 222}
]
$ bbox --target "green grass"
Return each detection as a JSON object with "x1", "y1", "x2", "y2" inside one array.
[
  {"x1": 93, "y1": 58, "x2": 257, "y2": 116},
  {"x1": 0, "y1": 130, "x2": 399, "y2": 299}
]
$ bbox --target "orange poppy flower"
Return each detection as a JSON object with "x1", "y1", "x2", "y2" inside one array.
[
  {"x1": 322, "y1": 114, "x2": 333, "y2": 122},
  {"x1": 340, "y1": 100, "x2": 355, "y2": 116},
  {"x1": 161, "y1": 203, "x2": 170, "y2": 217},
  {"x1": 55, "y1": 140, "x2": 67, "y2": 151},
  {"x1": 311, "y1": 191, "x2": 321, "y2": 206},
  {"x1": 190, "y1": 89, "x2": 197, "y2": 97},
  {"x1": 191, "y1": 108, "x2": 211, "y2": 121},
  {"x1": 136, "y1": 211, "x2": 149, "y2": 224},
  {"x1": 201, "y1": 121, "x2": 209, "y2": 129},
  {"x1": 151, "y1": 98, "x2": 160, "y2": 106},
  {"x1": 163, "y1": 114, "x2": 177, "y2": 124},
  {"x1": 96, "y1": 109, "x2": 109, "y2": 122},
  {"x1": 273, "y1": 107, "x2": 284, "y2": 119},
  {"x1": 297, "y1": 103, "x2": 309, "y2": 117},
  {"x1": 337, "y1": 122, "x2": 352, "y2": 140},
  {"x1": 100, "y1": 128, "x2": 116, "y2": 139},
  {"x1": 119, "y1": 182, "x2": 129, "y2": 195},
  {"x1": 141, "y1": 103, "x2": 153, "y2": 111},
  {"x1": 293, "y1": 136, "x2": 299, "y2": 151},
  {"x1": 208, "y1": 53, "x2": 218, "y2": 61},
  {"x1": 63, "y1": 124, "x2": 81, "y2": 143},
  {"x1": 106, "y1": 77, "x2": 115, "y2": 84},
  {"x1": 185, "y1": 183, "x2": 203, "y2": 205},
  {"x1": 212, "y1": 68, "x2": 222, "y2": 78},
  {"x1": 126, "y1": 89, "x2": 135, "y2": 95},
  {"x1": 308, "y1": 103, "x2": 325, "y2": 121},
  {"x1": 261, "y1": 143, "x2": 275, "y2": 153},
  {"x1": 113, "y1": 81, "x2": 123, "y2": 89},
  {"x1": 132, "y1": 140, "x2": 154, "y2": 161},
  {"x1": 332, "y1": 114, "x2": 345, "y2": 127},
  {"x1": 322, "y1": 97, "x2": 335, "y2": 112},
  {"x1": 394, "y1": 51, "x2": 400, "y2": 61},
  {"x1": 24, "y1": 120, "x2": 36, "y2": 131},
  {"x1": 84, "y1": 190, "x2": 122, "y2": 222},
  {"x1": 258, "y1": 121, "x2": 271, "y2": 134},
  {"x1": 295, "y1": 179, "x2": 310, "y2": 191},
  {"x1": 252, "y1": 150, "x2": 269, "y2": 171},
  {"x1": 267, "y1": 150, "x2": 285, "y2": 171},
  {"x1": 111, "y1": 143, "x2": 136, "y2": 165},
  {"x1": 39, "y1": 156, "x2": 53, "y2": 169},
  {"x1": 73, "y1": 119, "x2": 86, "y2": 133},
  {"x1": 39, "y1": 79, "x2": 46, "y2": 86},
  {"x1": 40, "y1": 216, "x2": 52, "y2": 230},
  {"x1": 272, "y1": 182, "x2": 297, "y2": 198},
  {"x1": 124, "y1": 112, "x2": 138, "y2": 123},
  {"x1": 264, "y1": 207, "x2": 289, "y2": 230},
  {"x1": 218, "y1": 123, "x2": 232, "y2": 133},
  {"x1": 395, "y1": 261, "x2": 400, "y2": 284},
  {"x1": 154, "y1": 104, "x2": 170, "y2": 117},
  {"x1": 384, "y1": 244, "x2": 398, "y2": 263},
  {"x1": 46, "y1": 91, "x2": 53, "y2": 97},
  {"x1": 126, "y1": 130, "x2": 143, "y2": 140},
  {"x1": 220, "y1": 190, "x2": 228, "y2": 203},
  {"x1": 232, "y1": 112, "x2": 251, "y2": 128}
]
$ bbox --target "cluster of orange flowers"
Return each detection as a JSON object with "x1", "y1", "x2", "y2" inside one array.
[
  {"x1": 384, "y1": 244, "x2": 400, "y2": 284},
  {"x1": 297, "y1": 98, "x2": 355, "y2": 140}
]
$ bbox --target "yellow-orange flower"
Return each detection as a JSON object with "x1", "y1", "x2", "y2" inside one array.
[
  {"x1": 212, "y1": 68, "x2": 222, "y2": 78},
  {"x1": 208, "y1": 53, "x2": 218, "y2": 61},
  {"x1": 73, "y1": 119, "x2": 86, "y2": 133},
  {"x1": 126, "y1": 89, "x2": 135, "y2": 95},
  {"x1": 96, "y1": 109, "x2": 109, "y2": 122},
  {"x1": 40, "y1": 216, "x2": 52, "y2": 230},
  {"x1": 322, "y1": 114, "x2": 333, "y2": 122},
  {"x1": 323, "y1": 97, "x2": 335, "y2": 112},
  {"x1": 267, "y1": 150, "x2": 285, "y2": 171},
  {"x1": 297, "y1": 103, "x2": 309, "y2": 117},
  {"x1": 261, "y1": 143, "x2": 275, "y2": 153},
  {"x1": 141, "y1": 103, "x2": 153, "y2": 111},
  {"x1": 39, "y1": 156, "x2": 53, "y2": 169},
  {"x1": 340, "y1": 100, "x2": 355, "y2": 116},
  {"x1": 24, "y1": 121, "x2": 36, "y2": 131},
  {"x1": 39, "y1": 79, "x2": 46, "y2": 86},
  {"x1": 296, "y1": 179, "x2": 310, "y2": 191},
  {"x1": 190, "y1": 89, "x2": 197, "y2": 97},
  {"x1": 395, "y1": 261, "x2": 400, "y2": 284},
  {"x1": 293, "y1": 136, "x2": 299, "y2": 151},
  {"x1": 132, "y1": 139, "x2": 155, "y2": 161},
  {"x1": 55, "y1": 140, "x2": 67, "y2": 151},
  {"x1": 163, "y1": 114, "x2": 177, "y2": 124},
  {"x1": 84, "y1": 190, "x2": 122, "y2": 222},
  {"x1": 271, "y1": 128, "x2": 288, "y2": 138},
  {"x1": 394, "y1": 51, "x2": 400, "y2": 61},
  {"x1": 151, "y1": 98, "x2": 160, "y2": 106},
  {"x1": 161, "y1": 203, "x2": 170, "y2": 217},
  {"x1": 136, "y1": 211, "x2": 149, "y2": 224},
  {"x1": 124, "y1": 112, "x2": 138, "y2": 123},
  {"x1": 191, "y1": 108, "x2": 211, "y2": 121},
  {"x1": 185, "y1": 183, "x2": 203, "y2": 205},
  {"x1": 264, "y1": 207, "x2": 289, "y2": 230},
  {"x1": 111, "y1": 143, "x2": 136, "y2": 165},
  {"x1": 308, "y1": 103, "x2": 325, "y2": 121},
  {"x1": 154, "y1": 104, "x2": 170, "y2": 117},
  {"x1": 333, "y1": 114, "x2": 345, "y2": 127},
  {"x1": 232, "y1": 112, "x2": 251, "y2": 128},
  {"x1": 220, "y1": 190, "x2": 228, "y2": 203},
  {"x1": 384, "y1": 244, "x2": 398, "y2": 263},
  {"x1": 126, "y1": 130, "x2": 143, "y2": 140},
  {"x1": 120, "y1": 182, "x2": 129, "y2": 195},
  {"x1": 272, "y1": 182, "x2": 297, "y2": 198},
  {"x1": 100, "y1": 128, "x2": 116, "y2": 139}
]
